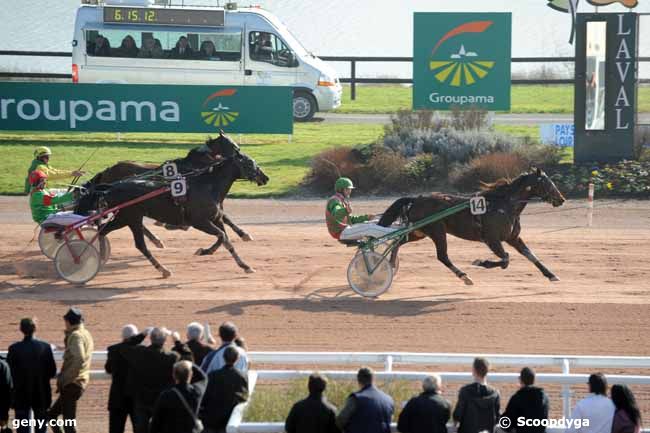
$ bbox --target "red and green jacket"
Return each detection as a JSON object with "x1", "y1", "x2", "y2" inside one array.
[
  {"x1": 30, "y1": 188, "x2": 75, "y2": 224},
  {"x1": 25, "y1": 159, "x2": 75, "y2": 193},
  {"x1": 325, "y1": 193, "x2": 369, "y2": 239}
]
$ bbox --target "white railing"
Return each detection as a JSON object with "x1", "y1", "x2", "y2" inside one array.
[{"x1": 2, "y1": 351, "x2": 649, "y2": 433}]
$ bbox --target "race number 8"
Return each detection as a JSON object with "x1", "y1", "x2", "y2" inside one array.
[
  {"x1": 469, "y1": 196, "x2": 487, "y2": 215},
  {"x1": 171, "y1": 178, "x2": 187, "y2": 197},
  {"x1": 162, "y1": 162, "x2": 179, "y2": 179}
]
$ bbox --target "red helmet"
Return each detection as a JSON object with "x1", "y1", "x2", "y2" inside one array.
[{"x1": 29, "y1": 170, "x2": 48, "y2": 186}]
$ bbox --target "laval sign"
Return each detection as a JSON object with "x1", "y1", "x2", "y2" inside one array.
[
  {"x1": 0, "y1": 83, "x2": 293, "y2": 133},
  {"x1": 413, "y1": 12, "x2": 512, "y2": 111}
]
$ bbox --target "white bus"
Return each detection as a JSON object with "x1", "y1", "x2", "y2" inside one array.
[{"x1": 72, "y1": 0, "x2": 342, "y2": 121}]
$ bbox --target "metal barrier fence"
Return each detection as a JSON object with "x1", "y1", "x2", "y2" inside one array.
[
  {"x1": 3, "y1": 50, "x2": 649, "y2": 100},
  {"x1": 2, "y1": 350, "x2": 649, "y2": 432}
]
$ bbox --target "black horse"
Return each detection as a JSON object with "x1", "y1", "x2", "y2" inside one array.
[
  {"x1": 87, "y1": 133, "x2": 254, "y2": 248},
  {"x1": 378, "y1": 168, "x2": 566, "y2": 284},
  {"x1": 76, "y1": 148, "x2": 269, "y2": 277}
]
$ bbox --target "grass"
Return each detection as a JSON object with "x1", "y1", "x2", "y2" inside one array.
[
  {"x1": 0, "y1": 123, "x2": 383, "y2": 196},
  {"x1": 333, "y1": 84, "x2": 650, "y2": 114},
  {"x1": 244, "y1": 379, "x2": 421, "y2": 422}
]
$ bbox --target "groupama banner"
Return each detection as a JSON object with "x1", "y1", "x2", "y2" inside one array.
[
  {"x1": 413, "y1": 12, "x2": 512, "y2": 111},
  {"x1": 0, "y1": 83, "x2": 293, "y2": 133}
]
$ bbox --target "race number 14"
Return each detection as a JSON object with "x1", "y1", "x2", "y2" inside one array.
[{"x1": 470, "y1": 196, "x2": 487, "y2": 215}]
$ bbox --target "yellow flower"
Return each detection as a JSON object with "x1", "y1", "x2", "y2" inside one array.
[
  {"x1": 591, "y1": 170, "x2": 599, "y2": 176},
  {"x1": 606, "y1": 182, "x2": 613, "y2": 190}
]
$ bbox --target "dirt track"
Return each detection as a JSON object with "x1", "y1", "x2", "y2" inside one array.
[{"x1": 1, "y1": 196, "x2": 650, "y2": 432}]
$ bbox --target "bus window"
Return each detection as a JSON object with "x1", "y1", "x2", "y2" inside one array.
[{"x1": 249, "y1": 31, "x2": 297, "y2": 67}]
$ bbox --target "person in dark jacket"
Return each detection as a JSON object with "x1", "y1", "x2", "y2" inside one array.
[
  {"x1": 398, "y1": 374, "x2": 451, "y2": 433},
  {"x1": 119, "y1": 327, "x2": 192, "y2": 433},
  {"x1": 500, "y1": 367, "x2": 549, "y2": 433},
  {"x1": 185, "y1": 322, "x2": 216, "y2": 367},
  {"x1": 0, "y1": 356, "x2": 12, "y2": 430},
  {"x1": 6, "y1": 318, "x2": 57, "y2": 433},
  {"x1": 150, "y1": 361, "x2": 208, "y2": 433},
  {"x1": 200, "y1": 346, "x2": 248, "y2": 433},
  {"x1": 285, "y1": 373, "x2": 340, "y2": 433},
  {"x1": 336, "y1": 367, "x2": 394, "y2": 433},
  {"x1": 453, "y1": 357, "x2": 500, "y2": 433},
  {"x1": 611, "y1": 384, "x2": 642, "y2": 433},
  {"x1": 105, "y1": 324, "x2": 146, "y2": 433}
]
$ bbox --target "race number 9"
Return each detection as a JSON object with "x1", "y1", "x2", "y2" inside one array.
[
  {"x1": 171, "y1": 178, "x2": 187, "y2": 197},
  {"x1": 162, "y1": 162, "x2": 179, "y2": 179},
  {"x1": 469, "y1": 196, "x2": 487, "y2": 215}
]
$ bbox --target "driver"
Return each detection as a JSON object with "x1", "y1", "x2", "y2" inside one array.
[
  {"x1": 25, "y1": 146, "x2": 85, "y2": 193},
  {"x1": 325, "y1": 177, "x2": 398, "y2": 241},
  {"x1": 29, "y1": 170, "x2": 86, "y2": 226}
]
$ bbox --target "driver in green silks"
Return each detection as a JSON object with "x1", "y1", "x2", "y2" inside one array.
[{"x1": 25, "y1": 146, "x2": 85, "y2": 193}]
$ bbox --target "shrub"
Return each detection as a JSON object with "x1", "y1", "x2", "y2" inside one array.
[
  {"x1": 450, "y1": 106, "x2": 490, "y2": 131},
  {"x1": 304, "y1": 146, "x2": 364, "y2": 192},
  {"x1": 450, "y1": 152, "x2": 529, "y2": 192},
  {"x1": 404, "y1": 154, "x2": 446, "y2": 184},
  {"x1": 383, "y1": 109, "x2": 449, "y2": 137},
  {"x1": 358, "y1": 150, "x2": 410, "y2": 193},
  {"x1": 513, "y1": 142, "x2": 563, "y2": 167}
]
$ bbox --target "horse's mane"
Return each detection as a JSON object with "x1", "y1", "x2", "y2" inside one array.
[
  {"x1": 480, "y1": 177, "x2": 513, "y2": 191},
  {"x1": 479, "y1": 172, "x2": 531, "y2": 197}
]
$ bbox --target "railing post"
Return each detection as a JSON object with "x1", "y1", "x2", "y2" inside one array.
[
  {"x1": 351, "y1": 60, "x2": 356, "y2": 101},
  {"x1": 385, "y1": 355, "x2": 393, "y2": 372},
  {"x1": 562, "y1": 358, "x2": 572, "y2": 419}
]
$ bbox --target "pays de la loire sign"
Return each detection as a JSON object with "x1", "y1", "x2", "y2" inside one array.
[
  {"x1": 413, "y1": 12, "x2": 512, "y2": 111},
  {"x1": 0, "y1": 83, "x2": 293, "y2": 133}
]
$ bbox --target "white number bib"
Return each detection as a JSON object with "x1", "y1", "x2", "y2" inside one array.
[
  {"x1": 469, "y1": 196, "x2": 487, "y2": 215},
  {"x1": 170, "y1": 178, "x2": 187, "y2": 197},
  {"x1": 162, "y1": 162, "x2": 179, "y2": 179}
]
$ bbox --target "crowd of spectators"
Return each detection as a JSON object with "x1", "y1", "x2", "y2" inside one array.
[
  {"x1": 87, "y1": 34, "x2": 226, "y2": 61},
  {"x1": 0, "y1": 311, "x2": 644, "y2": 433}
]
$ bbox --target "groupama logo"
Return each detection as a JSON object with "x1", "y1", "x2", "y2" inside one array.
[
  {"x1": 201, "y1": 88, "x2": 240, "y2": 128},
  {"x1": 428, "y1": 21, "x2": 495, "y2": 87}
]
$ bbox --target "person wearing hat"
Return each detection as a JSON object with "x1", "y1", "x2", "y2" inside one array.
[
  {"x1": 7, "y1": 318, "x2": 57, "y2": 433},
  {"x1": 25, "y1": 146, "x2": 85, "y2": 194},
  {"x1": 48, "y1": 307, "x2": 94, "y2": 433},
  {"x1": 28, "y1": 170, "x2": 86, "y2": 226},
  {"x1": 325, "y1": 177, "x2": 398, "y2": 241}
]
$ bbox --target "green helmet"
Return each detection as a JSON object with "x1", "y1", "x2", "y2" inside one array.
[
  {"x1": 34, "y1": 146, "x2": 52, "y2": 158},
  {"x1": 335, "y1": 177, "x2": 354, "y2": 192}
]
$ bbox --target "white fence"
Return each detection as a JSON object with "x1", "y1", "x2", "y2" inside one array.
[{"x1": 2, "y1": 351, "x2": 649, "y2": 433}]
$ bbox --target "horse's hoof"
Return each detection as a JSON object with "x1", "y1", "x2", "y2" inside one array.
[
  {"x1": 472, "y1": 259, "x2": 482, "y2": 267},
  {"x1": 461, "y1": 275, "x2": 474, "y2": 285},
  {"x1": 152, "y1": 239, "x2": 165, "y2": 249},
  {"x1": 549, "y1": 275, "x2": 560, "y2": 282},
  {"x1": 242, "y1": 234, "x2": 254, "y2": 242},
  {"x1": 245, "y1": 268, "x2": 256, "y2": 274},
  {"x1": 194, "y1": 248, "x2": 203, "y2": 256},
  {"x1": 161, "y1": 269, "x2": 172, "y2": 278}
]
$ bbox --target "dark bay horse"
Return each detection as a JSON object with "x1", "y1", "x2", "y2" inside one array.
[
  {"x1": 76, "y1": 148, "x2": 269, "y2": 277},
  {"x1": 378, "y1": 168, "x2": 566, "y2": 285},
  {"x1": 88, "y1": 133, "x2": 255, "y2": 247}
]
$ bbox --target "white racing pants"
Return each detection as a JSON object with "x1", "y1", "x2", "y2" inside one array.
[
  {"x1": 42, "y1": 211, "x2": 87, "y2": 227},
  {"x1": 339, "y1": 222, "x2": 400, "y2": 241}
]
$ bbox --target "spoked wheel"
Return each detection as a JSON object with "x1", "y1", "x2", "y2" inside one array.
[
  {"x1": 54, "y1": 240, "x2": 101, "y2": 284},
  {"x1": 347, "y1": 251, "x2": 394, "y2": 298},
  {"x1": 356, "y1": 244, "x2": 400, "y2": 274},
  {"x1": 38, "y1": 226, "x2": 101, "y2": 260},
  {"x1": 98, "y1": 235, "x2": 111, "y2": 267}
]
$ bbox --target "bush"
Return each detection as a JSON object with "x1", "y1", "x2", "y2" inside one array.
[
  {"x1": 304, "y1": 146, "x2": 364, "y2": 192},
  {"x1": 513, "y1": 142, "x2": 563, "y2": 167},
  {"x1": 383, "y1": 109, "x2": 449, "y2": 137},
  {"x1": 450, "y1": 106, "x2": 490, "y2": 131},
  {"x1": 404, "y1": 154, "x2": 446, "y2": 184},
  {"x1": 451, "y1": 153, "x2": 530, "y2": 192},
  {"x1": 358, "y1": 150, "x2": 410, "y2": 193}
]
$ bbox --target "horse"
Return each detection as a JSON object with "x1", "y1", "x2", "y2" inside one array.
[
  {"x1": 76, "y1": 147, "x2": 269, "y2": 277},
  {"x1": 378, "y1": 168, "x2": 566, "y2": 285},
  {"x1": 87, "y1": 133, "x2": 255, "y2": 247}
]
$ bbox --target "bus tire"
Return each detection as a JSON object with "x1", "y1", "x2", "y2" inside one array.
[{"x1": 293, "y1": 92, "x2": 317, "y2": 122}]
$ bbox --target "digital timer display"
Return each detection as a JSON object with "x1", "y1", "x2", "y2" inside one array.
[{"x1": 103, "y1": 7, "x2": 225, "y2": 27}]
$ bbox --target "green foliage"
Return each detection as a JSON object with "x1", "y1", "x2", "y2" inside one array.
[{"x1": 549, "y1": 160, "x2": 650, "y2": 197}]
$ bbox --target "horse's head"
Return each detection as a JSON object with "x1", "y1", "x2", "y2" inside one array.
[
  {"x1": 206, "y1": 130, "x2": 240, "y2": 158},
  {"x1": 75, "y1": 183, "x2": 111, "y2": 216},
  {"x1": 232, "y1": 148, "x2": 269, "y2": 186},
  {"x1": 523, "y1": 167, "x2": 566, "y2": 207}
]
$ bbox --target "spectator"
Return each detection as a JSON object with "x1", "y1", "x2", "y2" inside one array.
[
  {"x1": 285, "y1": 373, "x2": 340, "y2": 433},
  {"x1": 170, "y1": 36, "x2": 194, "y2": 59},
  {"x1": 201, "y1": 346, "x2": 249, "y2": 433},
  {"x1": 453, "y1": 357, "x2": 500, "y2": 433},
  {"x1": 500, "y1": 367, "x2": 549, "y2": 433},
  {"x1": 119, "y1": 327, "x2": 192, "y2": 433},
  {"x1": 185, "y1": 322, "x2": 216, "y2": 366},
  {"x1": 150, "y1": 361, "x2": 208, "y2": 433},
  {"x1": 336, "y1": 367, "x2": 394, "y2": 433},
  {"x1": 571, "y1": 373, "x2": 615, "y2": 433},
  {"x1": 202, "y1": 322, "x2": 249, "y2": 374},
  {"x1": 7, "y1": 318, "x2": 57, "y2": 433},
  {"x1": 138, "y1": 37, "x2": 163, "y2": 59},
  {"x1": 0, "y1": 355, "x2": 11, "y2": 431},
  {"x1": 398, "y1": 374, "x2": 451, "y2": 433},
  {"x1": 610, "y1": 384, "x2": 641, "y2": 433},
  {"x1": 199, "y1": 40, "x2": 220, "y2": 60},
  {"x1": 105, "y1": 324, "x2": 146, "y2": 433},
  {"x1": 48, "y1": 308, "x2": 94, "y2": 433},
  {"x1": 88, "y1": 34, "x2": 110, "y2": 57},
  {"x1": 116, "y1": 35, "x2": 138, "y2": 57}
]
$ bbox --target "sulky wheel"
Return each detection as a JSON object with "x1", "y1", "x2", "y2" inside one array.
[
  {"x1": 54, "y1": 239, "x2": 101, "y2": 284},
  {"x1": 77, "y1": 227, "x2": 110, "y2": 266},
  {"x1": 347, "y1": 250, "x2": 394, "y2": 298},
  {"x1": 356, "y1": 244, "x2": 400, "y2": 274},
  {"x1": 38, "y1": 227, "x2": 63, "y2": 259},
  {"x1": 98, "y1": 235, "x2": 111, "y2": 267}
]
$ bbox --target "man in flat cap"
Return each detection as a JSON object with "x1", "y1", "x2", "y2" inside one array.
[{"x1": 48, "y1": 307, "x2": 94, "y2": 433}]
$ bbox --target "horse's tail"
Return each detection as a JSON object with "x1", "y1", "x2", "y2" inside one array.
[{"x1": 378, "y1": 197, "x2": 416, "y2": 227}]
